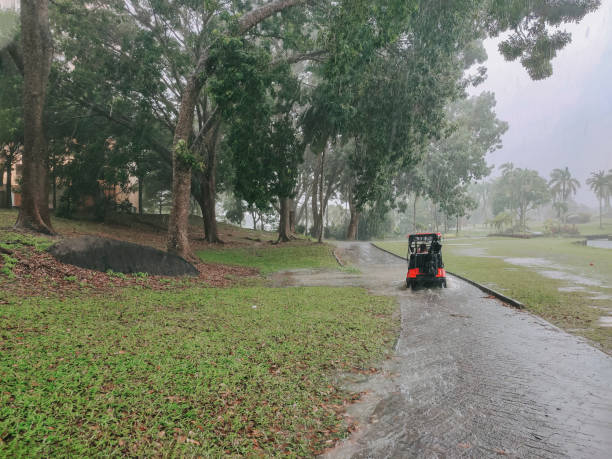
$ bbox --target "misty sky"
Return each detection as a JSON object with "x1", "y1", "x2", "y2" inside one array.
[{"x1": 474, "y1": 0, "x2": 612, "y2": 207}]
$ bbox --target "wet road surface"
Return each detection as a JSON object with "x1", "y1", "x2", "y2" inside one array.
[{"x1": 271, "y1": 242, "x2": 612, "y2": 458}]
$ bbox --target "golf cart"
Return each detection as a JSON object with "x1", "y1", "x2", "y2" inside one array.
[{"x1": 406, "y1": 233, "x2": 447, "y2": 289}]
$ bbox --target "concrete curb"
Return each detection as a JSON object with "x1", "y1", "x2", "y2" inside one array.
[{"x1": 370, "y1": 242, "x2": 525, "y2": 310}]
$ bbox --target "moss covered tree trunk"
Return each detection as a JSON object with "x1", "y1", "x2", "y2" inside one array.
[{"x1": 167, "y1": 77, "x2": 201, "y2": 259}]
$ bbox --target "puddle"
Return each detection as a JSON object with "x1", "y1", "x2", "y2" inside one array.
[
  {"x1": 504, "y1": 257, "x2": 550, "y2": 268},
  {"x1": 558, "y1": 286, "x2": 586, "y2": 292},
  {"x1": 504, "y1": 257, "x2": 609, "y2": 290},
  {"x1": 589, "y1": 293, "x2": 612, "y2": 300},
  {"x1": 587, "y1": 239, "x2": 612, "y2": 249},
  {"x1": 597, "y1": 316, "x2": 612, "y2": 327},
  {"x1": 458, "y1": 247, "x2": 498, "y2": 257},
  {"x1": 538, "y1": 270, "x2": 604, "y2": 287}
]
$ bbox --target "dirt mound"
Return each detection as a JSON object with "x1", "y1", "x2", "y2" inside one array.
[{"x1": 47, "y1": 236, "x2": 198, "y2": 276}]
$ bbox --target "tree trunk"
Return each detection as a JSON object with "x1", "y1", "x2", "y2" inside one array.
[
  {"x1": 432, "y1": 206, "x2": 436, "y2": 232},
  {"x1": 52, "y1": 170, "x2": 56, "y2": 210},
  {"x1": 346, "y1": 195, "x2": 359, "y2": 240},
  {"x1": 5, "y1": 155, "x2": 12, "y2": 208},
  {"x1": 289, "y1": 198, "x2": 296, "y2": 234},
  {"x1": 138, "y1": 176, "x2": 143, "y2": 215},
  {"x1": 167, "y1": 77, "x2": 202, "y2": 259},
  {"x1": 198, "y1": 176, "x2": 220, "y2": 243},
  {"x1": 295, "y1": 190, "x2": 309, "y2": 228},
  {"x1": 413, "y1": 194, "x2": 418, "y2": 232},
  {"x1": 277, "y1": 197, "x2": 292, "y2": 242},
  {"x1": 318, "y1": 149, "x2": 325, "y2": 243},
  {"x1": 311, "y1": 168, "x2": 320, "y2": 238},
  {"x1": 600, "y1": 198, "x2": 603, "y2": 229},
  {"x1": 198, "y1": 121, "x2": 222, "y2": 243},
  {"x1": 165, "y1": 0, "x2": 308, "y2": 257},
  {"x1": 15, "y1": 0, "x2": 54, "y2": 234}
]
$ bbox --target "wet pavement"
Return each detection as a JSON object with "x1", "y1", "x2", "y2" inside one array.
[{"x1": 271, "y1": 242, "x2": 612, "y2": 458}]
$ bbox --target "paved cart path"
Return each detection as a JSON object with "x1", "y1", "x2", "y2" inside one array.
[{"x1": 272, "y1": 242, "x2": 612, "y2": 458}]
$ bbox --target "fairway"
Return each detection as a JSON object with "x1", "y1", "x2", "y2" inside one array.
[{"x1": 375, "y1": 237, "x2": 612, "y2": 353}]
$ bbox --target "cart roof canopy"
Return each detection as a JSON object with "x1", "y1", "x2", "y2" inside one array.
[{"x1": 408, "y1": 233, "x2": 442, "y2": 242}]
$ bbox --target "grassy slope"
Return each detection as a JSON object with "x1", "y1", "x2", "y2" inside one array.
[
  {"x1": 376, "y1": 238, "x2": 612, "y2": 353},
  {"x1": 197, "y1": 244, "x2": 339, "y2": 274},
  {"x1": 0, "y1": 209, "x2": 282, "y2": 251},
  {"x1": 1, "y1": 210, "x2": 399, "y2": 456}
]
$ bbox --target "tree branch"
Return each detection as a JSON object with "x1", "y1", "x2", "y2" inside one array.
[
  {"x1": 192, "y1": 107, "x2": 220, "y2": 148},
  {"x1": 238, "y1": 0, "x2": 307, "y2": 35},
  {"x1": 3, "y1": 40, "x2": 24, "y2": 75},
  {"x1": 273, "y1": 49, "x2": 327, "y2": 66}
]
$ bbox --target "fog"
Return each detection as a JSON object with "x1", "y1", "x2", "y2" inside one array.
[{"x1": 475, "y1": 0, "x2": 612, "y2": 207}]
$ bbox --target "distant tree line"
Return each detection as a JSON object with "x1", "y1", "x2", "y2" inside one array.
[{"x1": 461, "y1": 166, "x2": 611, "y2": 234}]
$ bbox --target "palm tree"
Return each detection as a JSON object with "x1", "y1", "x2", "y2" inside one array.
[
  {"x1": 606, "y1": 169, "x2": 612, "y2": 212},
  {"x1": 549, "y1": 167, "x2": 580, "y2": 222},
  {"x1": 587, "y1": 170, "x2": 609, "y2": 229}
]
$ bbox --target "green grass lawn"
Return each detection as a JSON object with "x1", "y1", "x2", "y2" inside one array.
[
  {"x1": 532, "y1": 217, "x2": 612, "y2": 236},
  {"x1": 375, "y1": 238, "x2": 612, "y2": 353},
  {"x1": 0, "y1": 210, "x2": 397, "y2": 455},
  {"x1": 0, "y1": 286, "x2": 397, "y2": 456},
  {"x1": 197, "y1": 244, "x2": 340, "y2": 274}
]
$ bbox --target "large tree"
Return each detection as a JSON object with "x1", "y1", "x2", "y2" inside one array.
[
  {"x1": 14, "y1": 0, "x2": 54, "y2": 233},
  {"x1": 161, "y1": 0, "x2": 312, "y2": 258},
  {"x1": 0, "y1": 38, "x2": 22, "y2": 209},
  {"x1": 493, "y1": 165, "x2": 550, "y2": 232},
  {"x1": 549, "y1": 166, "x2": 581, "y2": 222},
  {"x1": 586, "y1": 170, "x2": 610, "y2": 229},
  {"x1": 422, "y1": 93, "x2": 508, "y2": 229}
]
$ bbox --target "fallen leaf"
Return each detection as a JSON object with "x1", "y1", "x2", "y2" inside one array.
[{"x1": 458, "y1": 442, "x2": 471, "y2": 449}]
